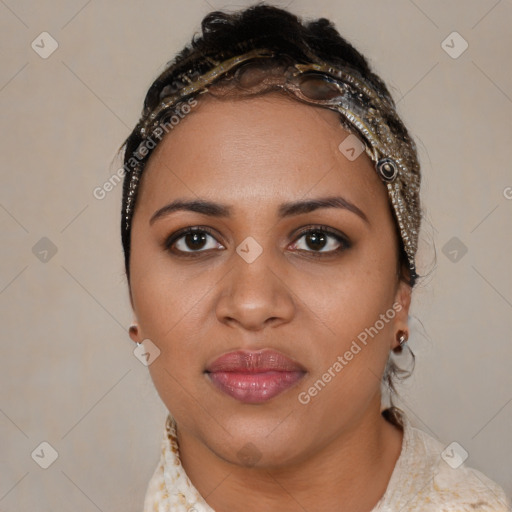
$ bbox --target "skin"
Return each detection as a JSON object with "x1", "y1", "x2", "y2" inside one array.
[{"x1": 128, "y1": 92, "x2": 412, "y2": 512}]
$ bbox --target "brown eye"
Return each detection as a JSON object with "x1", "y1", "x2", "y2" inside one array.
[
  {"x1": 180, "y1": 231, "x2": 209, "y2": 251},
  {"x1": 290, "y1": 226, "x2": 351, "y2": 255},
  {"x1": 303, "y1": 231, "x2": 329, "y2": 251},
  {"x1": 164, "y1": 227, "x2": 224, "y2": 255}
]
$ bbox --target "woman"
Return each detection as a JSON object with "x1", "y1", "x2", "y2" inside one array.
[{"x1": 118, "y1": 4, "x2": 509, "y2": 511}]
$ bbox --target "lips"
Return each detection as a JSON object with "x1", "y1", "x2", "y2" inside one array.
[{"x1": 205, "y1": 349, "x2": 306, "y2": 403}]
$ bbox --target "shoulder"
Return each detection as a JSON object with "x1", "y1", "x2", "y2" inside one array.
[
  {"x1": 377, "y1": 410, "x2": 510, "y2": 511},
  {"x1": 412, "y1": 427, "x2": 510, "y2": 512},
  {"x1": 405, "y1": 422, "x2": 509, "y2": 510}
]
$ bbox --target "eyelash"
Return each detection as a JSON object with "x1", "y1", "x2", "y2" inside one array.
[{"x1": 163, "y1": 225, "x2": 351, "y2": 258}]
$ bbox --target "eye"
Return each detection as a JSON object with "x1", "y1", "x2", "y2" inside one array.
[
  {"x1": 164, "y1": 225, "x2": 350, "y2": 258},
  {"x1": 164, "y1": 226, "x2": 224, "y2": 255},
  {"x1": 289, "y1": 225, "x2": 350, "y2": 255}
]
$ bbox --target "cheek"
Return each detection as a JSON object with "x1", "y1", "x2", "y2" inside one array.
[
  {"x1": 129, "y1": 246, "x2": 214, "y2": 397},
  {"x1": 132, "y1": 272, "x2": 208, "y2": 367},
  {"x1": 311, "y1": 279, "x2": 396, "y2": 371},
  {"x1": 301, "y1": 239, "x2": 399, "y2": 388},
  {"x1": 133, "y1": 267, "x2": 210, "y2": 415},
  {"x1": 129, "y1": 230, "x2": 208, "y2": 339},
  {"x1": 309, "y1": 240, "x2": 397, "y2": 337},
  {"x1": 299, "y1": 282, "x2": 397, "y2": 423}
]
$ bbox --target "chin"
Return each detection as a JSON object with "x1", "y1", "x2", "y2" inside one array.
[
  {"x1": 213, "y1": 435, "x2": 302, "y2": 470},
  {"x1": 200, "y1": 412, "x2": 310, "y2": 469}
]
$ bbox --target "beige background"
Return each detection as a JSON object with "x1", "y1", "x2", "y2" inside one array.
[{"x1": 1, "y1": 0, "x2": 511, "y2": 510}]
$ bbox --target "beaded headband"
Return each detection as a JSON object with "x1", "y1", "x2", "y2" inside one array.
[{"x1": 122, "y1": 48, "x2": 421, "y2": 284}]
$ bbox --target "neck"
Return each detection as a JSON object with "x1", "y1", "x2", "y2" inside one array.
[{"x1": 177, "y1": 398, "x2": 403, "y2": 512}]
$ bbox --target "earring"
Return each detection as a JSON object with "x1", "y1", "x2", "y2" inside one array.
[
  {"x1": 393, "y1": 330, "x2": 408, "y2": 354},
  {"x1": 129, "y1": 324, "x2": 141, "y2": 346}
]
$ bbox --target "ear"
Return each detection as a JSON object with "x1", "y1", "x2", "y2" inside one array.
[
  {"x1": 128, "y1": 322, "x2": 142, "y2": 345},
  {"x1": 390, "y1": 280, "x2": 412, "y2": 351}
]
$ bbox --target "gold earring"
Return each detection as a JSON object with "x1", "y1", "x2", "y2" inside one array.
[{"x1": 393, "y1": 330, "x2": 408, "y2": 354}]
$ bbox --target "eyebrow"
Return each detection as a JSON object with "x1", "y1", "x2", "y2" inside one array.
[{"x1": 149, "y1": 196, "x2": 369, "y2": 225}]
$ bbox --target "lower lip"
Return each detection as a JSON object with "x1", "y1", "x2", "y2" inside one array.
[{"x1": 207, "y1": 371, "x2": 305, "y2": 403}]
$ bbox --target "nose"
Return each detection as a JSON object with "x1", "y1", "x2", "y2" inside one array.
[{"x1": 215, "y1": 244, "x2": 296, "y2": 331}]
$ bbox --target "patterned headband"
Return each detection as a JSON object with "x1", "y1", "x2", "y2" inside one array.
[{"x1": 122, "y1": 48, "x2": 421, "y2": 284}]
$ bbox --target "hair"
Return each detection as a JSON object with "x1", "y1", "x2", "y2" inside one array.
[{"x1": 119, "y1": 3, "x2": 418, "y2": 424}]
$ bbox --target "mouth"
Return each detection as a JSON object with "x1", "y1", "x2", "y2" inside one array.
[{"x1": 204, "y1": 349, "x2": 307, "y2": 404}]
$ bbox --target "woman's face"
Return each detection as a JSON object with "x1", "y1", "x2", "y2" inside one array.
[{"x1": 128, "y1": 93, "x2": 411, "y2": 467}]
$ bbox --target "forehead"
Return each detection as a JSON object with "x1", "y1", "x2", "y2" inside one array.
[{"x1": 137, "y1": 93, "x2": 386, "y2": 211}]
